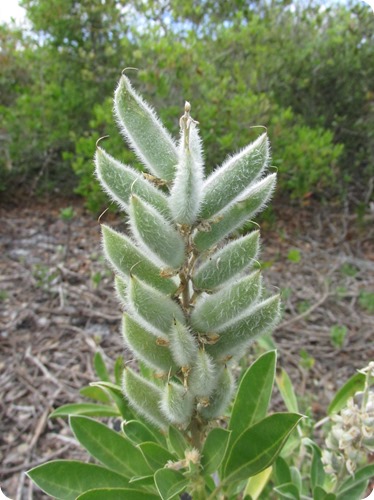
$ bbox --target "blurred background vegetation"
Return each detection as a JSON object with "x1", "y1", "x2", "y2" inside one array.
[{"x1": 1, "y1": 0, "x2": 373, "y2": 213}]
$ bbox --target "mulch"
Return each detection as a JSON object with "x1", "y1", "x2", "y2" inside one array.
[{"x1": 0, "y1": 198, "x2": 373, "y2": 499}]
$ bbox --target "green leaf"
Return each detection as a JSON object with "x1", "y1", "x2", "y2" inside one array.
[
  {"x1": 70, "y1": 416, "x2": 152, "y2": 478},
  {"x1": 95, "y1": 147, "x2": 171, "y2": 217},
  {"x1": 192, "y1": 230, "x2": 260, "y2": 290},
  {"x1": 114, "y1": 357, "x2": 124, "y2": 386},
  {"x1": 244, "y1": 466, "x2": 273, "y2": 500},
  {"x1": 313, "y1": 486, "x2": 337, "y2": 500},
  {"x1": 102, "y1": 225, "x2": 177, "y2": 295},
  {"x1": 227, "y1": 351, "x2": 277, "y2": 448},
  {"x1": 191, "y1": 271, "x2": 262, "y2": 332},
  {"x1": 201, "y1": 133, "x2": 270, "y2": 219},
  {"x1": 121, "y1": 420, "x2": 160, "y2": 445},
  {"x1": 122, "y1": 314, "x2": 177, "y2": 373},
  {"x1": 114, "y1": 75, "x2": 178, "y2": 182},
  {"x1": 93, "y1": 352, "x2": 110, "y2": 382},
  {"x1": 122, "y1": 367, "x2": 168, "y2": 430},
  {"x1": 79, "y1": 385, "x2": 111, "y2": 404},
  {"x1": 328, "y1": 372, "x2": 366, "y2": 415},
  {"x1": 154, "y1": 468, "x2": 188, "y2": 500},
  {"x1": 223, "y1": 413, "x2": 303, "y2": 483},
  {"x1": 50, "y1": 403, "x2": 119, "y2": 418},
  {"x1": 76, "y1": 489, "x2": 159, "y2": 500},
  {"x1": 206, "y1": 295, "x2": 281, "y2": 361},
  {"x1": 168, "y1": 426, "x2": 189, "y2": 458},
  {"x1": 139, "y1": 442, "x2": 176, "y2": 471},
  {"x1": 273, "y1": 456, "x2": 292, "y2": 486},
  {"x1": 276, "y1": 368, "x2": 299, "y2": 413},
  {"x1": 194, "y1": 174, "x2": 276, "y2": 252},
  {"x1": 89, "y1": 381, "x2": 134, "y2": 420},
  {"x1": 201, "y1": 428, "x2": 231, "y2": 475},
  {"x1": 336, "y1": 464, "x2": 374, "y2": 500},
  {"x1": 304, "y1": 439, "x2": 325, "y2": 490},
  {"x1": 274, "y1": 482, "x2": 300, "y2": 499},
  {"x1": 27, "y1": 461, "x2": 131, "y2": 499},
  {"x1": 129, "y1": 195, "x2": 185, "y2": 269}
]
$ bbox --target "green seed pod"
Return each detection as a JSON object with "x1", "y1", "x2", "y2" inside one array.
[
  {"x1": 122, "y1": 314, "x2": 177, "y2": 373},
  {"x1": 191, "y1": 271, "x2": 262, "y2": 333},
  {"x1": 188, "y1": 349, "x2": 217, "y2": 397},
  {"x1": 95, "y1": 147, "x2": 171, "y2": 217},
  {"x1": 160, "y1": 382, "x2": 194, "y2": 426},
  {"x1": 169, "y1": 319, "x2": 199, "y2": 368},
  {"x1": 194, "y1": 174, "x2": 276, "y2": 252},
  {"x1": 200, "y1": 133, "x2": 270, "y2": 219},
  {"x1": 129, "y1": 195, "x2": 185, "y2": 269},
  {"x1": 206, "y1": 295, "x2": 281, "y2": 362},
  {"x1": 114, "y1": 75, "x2": 178, "y2": 182},
  {"x1": 169, "y1": 113, "x2": 204, "y2": 225},
  {"x1": 114, "y1": 274, "x2": 127, "y2": 306},
  {"x1": 102, "y1": 224, "x2": 177, "y2": 295},
  {"x1": 122, "y1": 366, "x2": 168, "y2": 430},
  {"x1": 193, "y1": 230, "x2": 260, "y2": 291},
  {"x1": 128, "y1": 275, "x2": 184, "y2": 335},
  {"x1": 199, "y1": 367, "x2": 235, "y2": 420}
]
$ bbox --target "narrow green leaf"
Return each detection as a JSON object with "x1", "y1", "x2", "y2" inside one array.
[
  {"x1": 228, "y1": 351, "x2": 277, "y2": 447},
  {"x1": 90, "y1": 381, "x2": 134, "y2": 420},
  {"x1": 154, "y1": 468, "x2": 188, "y2": 500},
  {"x1": 27, "y1": 461, "x2": 131, "y2": 500},
  {"x1": 139, "y1": 442, "x2": 176, "y2": 471},
  {"x1": 168, "y1": 426, "x2": 188, "y2": 458},
  {"x1": 336, "y1": 464, "x2": 374, "y2": 500},
  {"x1": 244, "y1": 466, "x2": 273, "y2": 500},
  {"x1": 201, "y1": 133, "x2": 270, "y2": 219},
  {"x1": 191, "y1": 271, "x2": 262, "y2": 332},
  {"x1": 201, "y1": 428, "x2": 231, "y2": 475},
  {"x1": 121, "y1": 420, "x2": 160, "y2": 445},
  {"x1": 76, "y1": 489, "x2": 159, "y2": 500},
  {"x1": 328, "y1": 372, "x2": 366, "y2": 415},
  {"x1": 304, "y1": 439, "x2": 325, "y2": 490},
  {"x1": 223, "y1": 413, "x2": 303, "y2": 482},
  {"x1": 114, "y1": 75, "x2": 178, "y2": 181},
  {"x1": 93, "y1": 352, "x2": 110, "y2": 382},
  {"x1": 114, "y1": 357, "x2": 124, "y2": 386},
  {"x1": 276, "y1": 368, "x2": 299, "y2": 413},
  {"x1": 128, "y1": 276, "x2": 184, "y2": 334},
  {"x1": 102, "y1": 225, "x2": 177, "y2": 295},
  {"x1": 274, "y1": 482, "x2": 300, "y2": 499},
  {"x1": 273, "y1": 456, "x2": 292, "y2": 486},
  {"x1": 50, "y1": 403, "x2": 119, "y2": 418},
  {"x1": 169, "y1": 118, "x2": 204, "y2": 225},
  {"x1": 122, "y1": 367, "x2": 168, "y2": 430},
  {"x1": 122, "y1": 314, "x2": 177, "y2": 373},
  {"x1": 313, "y1": 486, "x2": 337, "y2": 500},
  {"x1": 79, "y1": 385, "x2": 111, "y2": 404},
  {"x1": 206, "y1": 295, "x2": 281, "y2": 361},
  {"x1": 70, "y1": 416, "x2": 152, "y2": 478},
  {"x1": 129, "y1": 195, "x2": 185, "y2": 269},
  {"x1": 192, "y1": 231, "x2": 260, "y2": 291},
  {"x1": 95, "y1": 147, "x2": 171, "y2": 217},
  {"x1": 194, "y1": 174, "x2": 276, "y2": 252}
]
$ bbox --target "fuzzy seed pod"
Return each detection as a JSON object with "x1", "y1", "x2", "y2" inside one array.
[{"x1": 160, "y1": 382, "x2": 194, "y2": 426}]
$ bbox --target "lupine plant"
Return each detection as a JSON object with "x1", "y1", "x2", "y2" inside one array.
[{"x1": 28, "y1": 73, "x2": 304, "y2": 499}]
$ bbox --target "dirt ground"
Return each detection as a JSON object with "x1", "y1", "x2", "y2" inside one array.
[{"x1": 1, "y1": 197, "x2": 373, "y2": 499}]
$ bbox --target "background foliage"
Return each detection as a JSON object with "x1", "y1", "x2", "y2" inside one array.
[{"x1": 1, "y1": 0, "x2": 373, "y2": 209}]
